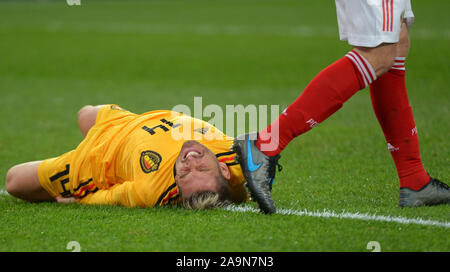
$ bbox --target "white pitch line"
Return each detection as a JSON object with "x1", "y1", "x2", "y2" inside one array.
[
  {"x1": 224, "y1": 205, "x2": 450, "y2": 229},
  {"x1": 0, "y1": 189, "x2": 9, "y2": 195},
  {"x1": 0, "y1": 189, "x2": 9, "y2": 196},
  {"x1": 1, "y1": 188, "x2": 447, "y2": 228}
]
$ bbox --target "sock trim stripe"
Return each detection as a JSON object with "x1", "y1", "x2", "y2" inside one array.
[
  {"x1": 356, "y1": 52, "x2": 377, "y2": 82},
  {"x1": 347, "y1": 51, "x2": 373, "y2": 83},
  {"x1": 345, "y1": 51, "x2": 376, "y2": 87},
  {"x1": 347, "y1": 51, "x2": 376, "y2": 84},
  {"x1": 346, "y1": 53, "x2": 369, "y2": 87},
  {"x1": 392, "y1": 57, "x2": 406, "y2": 70}
]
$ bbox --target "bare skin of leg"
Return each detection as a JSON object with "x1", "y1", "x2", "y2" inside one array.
[
  {"x1": 353, "y1": 22, "x2": 410, "y2": 78},
  {"x1": 5, "y1": 161, "x2": 53, "y2": 202},
  {"x1": 396, "y1": 22, "x2": 411, "y2": 58},
  {"x1": 6, "y1": 105, "x2": 105, "y2": 202}
]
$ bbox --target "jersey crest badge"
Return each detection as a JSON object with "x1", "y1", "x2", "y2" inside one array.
[{"x1": 140, "y1": 151, "x2": 162, "y2": 174}]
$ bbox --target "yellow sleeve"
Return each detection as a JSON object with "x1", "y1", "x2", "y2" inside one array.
[{"x1": 78, "y1": 180, "x2": 146, "y2": 208}]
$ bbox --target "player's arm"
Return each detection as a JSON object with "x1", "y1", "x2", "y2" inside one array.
[
  {"x1": 77, "y1": 180, "x2": 149, "y2": 207},
  {"x1": 77, "y1": 105, "x2": 107, "y2": 138}
]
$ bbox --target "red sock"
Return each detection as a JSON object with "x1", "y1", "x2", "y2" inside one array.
[
  {"x1": 257, "y1": 51, "x2": 375, "y2": 155},
  {"x1": 370, "y1": 57, "x2": 429, "y2": 190}
]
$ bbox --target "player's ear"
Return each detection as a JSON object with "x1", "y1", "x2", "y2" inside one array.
[{"x1": 218, "y1": 162, "x2": 231, "y2": 180}]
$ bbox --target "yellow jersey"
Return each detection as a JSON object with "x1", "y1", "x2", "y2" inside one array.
[{"x1": 65, "y1": 105, "x2": 247, "y2": 208}]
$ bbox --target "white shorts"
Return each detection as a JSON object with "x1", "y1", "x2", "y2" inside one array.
[{"x1": 335, "y1": 0, "x2": 414, "y2": 47}]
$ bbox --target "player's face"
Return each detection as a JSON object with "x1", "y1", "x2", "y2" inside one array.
[{"x1": 174, "y1": 140, "x2": 229, "y2": 200}]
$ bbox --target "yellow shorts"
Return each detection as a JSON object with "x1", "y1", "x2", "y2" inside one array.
[
  {"x1": 37, "y1": 104, "x2": 134, "y2": 198},
  {"x1": 37, "y1": 150, "x2": 99, "y2": 199},
  {"x1": 37, "y1": 150, "x2": 75, "y2": 198}
]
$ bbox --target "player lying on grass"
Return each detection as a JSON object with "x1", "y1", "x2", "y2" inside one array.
[
  {"x1": 6, "y1": 0, "x2": 450, "y2": 214},
  {"x1": 6, "y1": 104, "x2": 250, "y2": 209},
  {"x1": 233, "y1": 0, "x2": 450, "y2": 214}
]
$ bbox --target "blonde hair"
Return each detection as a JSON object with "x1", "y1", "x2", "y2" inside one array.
[{"x1": 183, "y1": 191, "x2": 231, "y2": 210}]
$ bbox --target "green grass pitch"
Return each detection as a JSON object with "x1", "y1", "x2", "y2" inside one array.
[{"x1": 0, "y1": 0, "x2": 448, "y2": 252}]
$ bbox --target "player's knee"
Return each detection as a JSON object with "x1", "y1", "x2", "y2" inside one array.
[
  {"x1": 78, "y1": 105, "x2": 96, "y2": 136},
  {"x1": 373, "y1": 45, "x2": 397, "y2": 75},
  {"x1": 6, "y1": 166, "x2": 20, "y2": 196},
  {"x1": 378, "y1": 53, "x2": 396, "y2": 75},
  {"x1": 78, "y1": 105, "x2": 94, "y2": 123}
]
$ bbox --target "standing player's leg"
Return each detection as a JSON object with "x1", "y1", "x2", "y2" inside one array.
[
  {"x1": 369, "y1": 22, "x2": 428, "y2": 190},
  {"x1": 5, "y1": 161, "x2": 54, "y2": 202},
  {"x1": 234, "y1": 43, "x2": 395, "y2": 214},
  {"x1": 234, "y1": 1, "x2": 395, "y2": 214},
  {"x1": 369, "y1": 23, "x2": 450, "y2": 206},
  {"x1": 234, "y1": 0, "x2": 449, "y2": 212}
]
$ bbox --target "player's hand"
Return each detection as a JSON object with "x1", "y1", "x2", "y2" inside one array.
[{"x1": 55, "y1": 196, "x2": 77, "y2": 203}]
